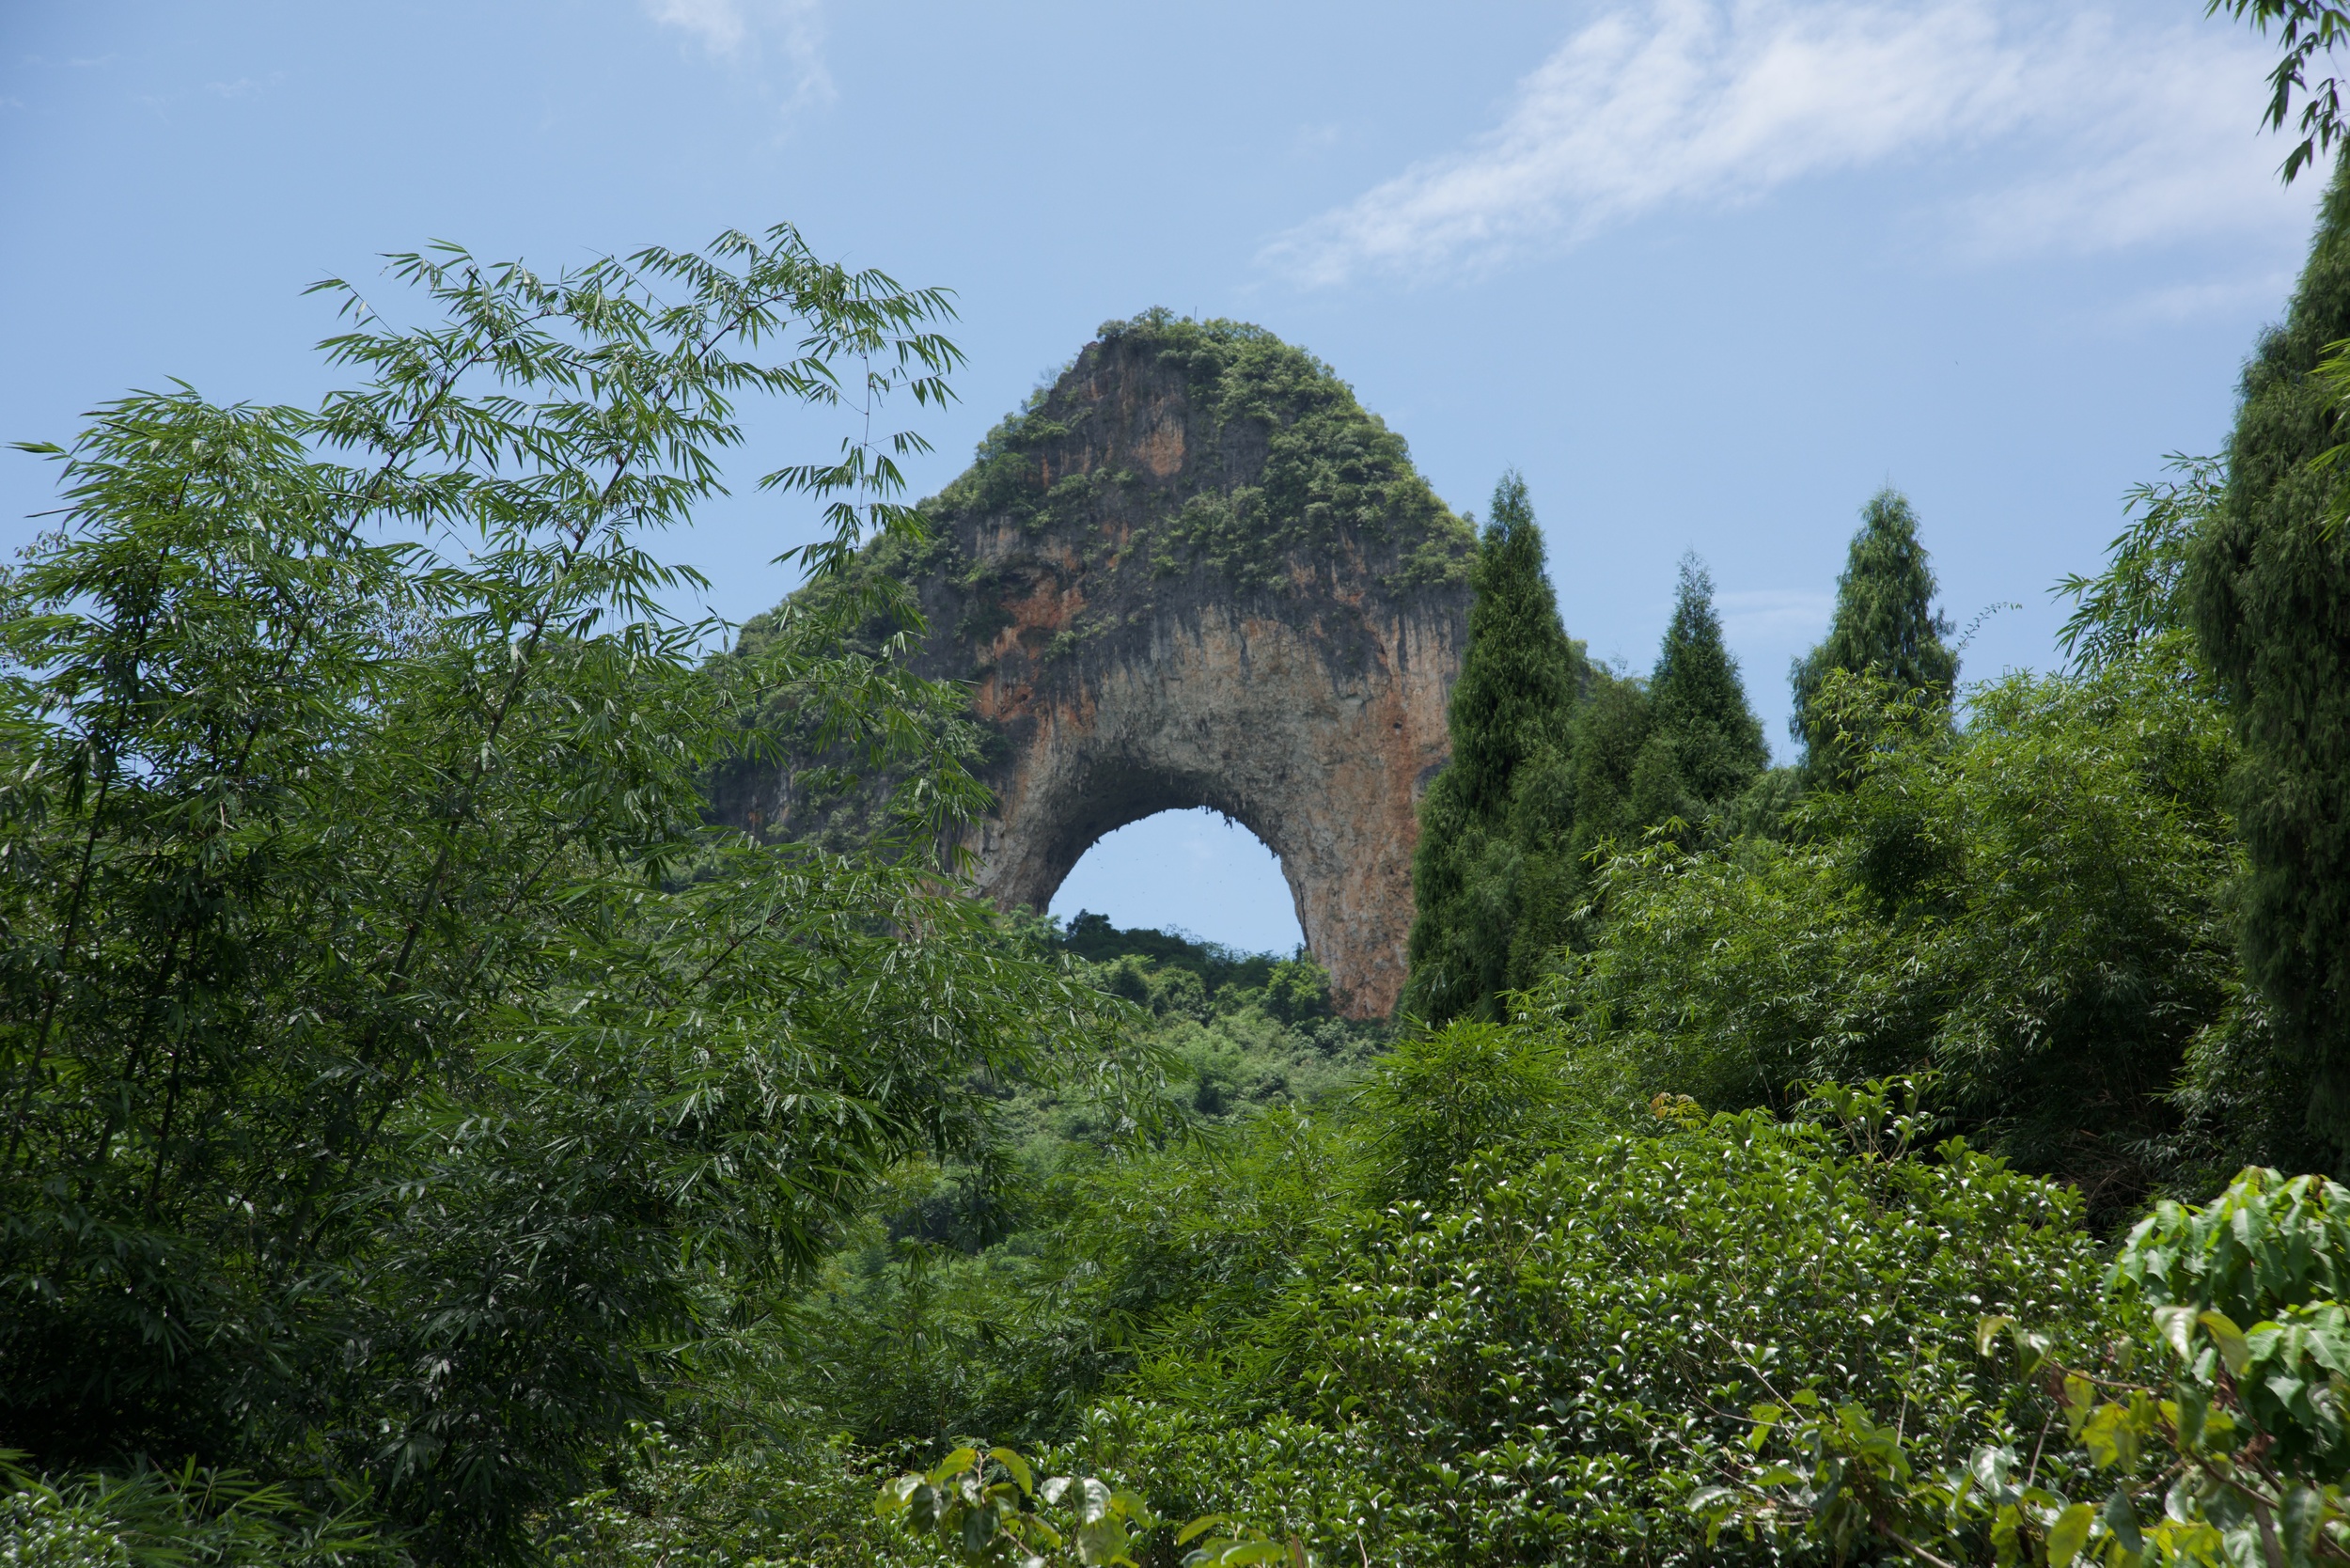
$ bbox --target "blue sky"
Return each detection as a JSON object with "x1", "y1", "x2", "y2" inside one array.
[{"x1": 0, "y1": 1, "x2": 2324, "y2": 953}]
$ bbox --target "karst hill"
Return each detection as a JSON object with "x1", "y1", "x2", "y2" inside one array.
[{"x1": 714, "y1": 310, "x2": 1477, "y2": 1016}]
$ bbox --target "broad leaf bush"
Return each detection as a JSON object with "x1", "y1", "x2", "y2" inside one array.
[
  {"x1": 1710, "y1": 1168, "x2": 2350, "y2": 1568},
  {"x1": 1033, "y1": 1087, "x2": 2115, "y2": 1567}
]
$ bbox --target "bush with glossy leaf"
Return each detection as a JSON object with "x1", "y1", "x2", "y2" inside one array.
[
  {"x1": 876, "y1": 1443, "x2": 1309, "y2": 1568},
  {"x1": 1705, "y1": 1167, "x2": 2350, "y2": 1568},
  {"x1": 875, "y1": 1445, "x2": 1157, "y2": 1568},
  {"x1": 542, "y1": 1422, "x2": 904, "y2": 1568},
  {"x1": 1026, "y1": 1085, "x2": 2110, "y2": 1567}
]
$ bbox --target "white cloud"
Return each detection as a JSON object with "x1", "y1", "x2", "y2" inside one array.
[
  {"x1": 1717, "y1": 588, "x2": 1834, "y2": 643},
  {"x1": 645, "y1": 0, "x2": 834, "y2": 110},
  {"x1": 649, "y1": 0, "x2": 750, "y2": 52},
  {"x1": 1262, "y1": 0, "x2": 2313, "y2": 287},
  {"x1": 2101, "y1": 269, "x2": 2300, "y2": 329}
]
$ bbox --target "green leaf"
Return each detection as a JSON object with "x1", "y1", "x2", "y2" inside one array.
[
  {"x1": 963, "y1": 1499, "x2": 1000, "y2": 1555},
  {"x1": 2170, "y1": 1386, "x2": 2210, "y2": 1450},
  {"x1": 2198, "y1": 1311, "x2": 2252, "y2": 1377},
  {"x1": 1194, "y1": 1543, "x2": 1288, "y2": 1568},
  {"x1": 1177, "y1": 1514, "x2": 1230, "y2": 1546},
  {"x1": 1076, "y1": 1514, "x2": 1132, "y2": 1566},
  {"x1": 2082, "y1": 1403, "x2": 2138, "y2": 1470},
  {"x1": 2047, "y1": 1501, "x2": 2094, "y2": 1568},
  {"x1": 990, "y1": 1448, "x2": 1036, "y2": 1497},
  {"x1": 2154, "y1": 1305, "x2": 2198, "y2": 1363},
  {"x1": 2100, "y1": 1486, "x2": 2143, "y2": 1557},
  {"x1": 877, "y1": 1473, "x2": 923, "y2": 1518}
]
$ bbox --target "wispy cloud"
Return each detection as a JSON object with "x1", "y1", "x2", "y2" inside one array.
[
  {"x1": 2103, "y1": 270, "x2": 2300, "y2": 330},
  {"x1": 1717, "y1": 588, "x2": 1834, "y2": 643},
  {"x1": 648, "y1": 0, "x2": 754, "y2": 53},
  {"x1": 205, "y1": 73, "x2": 282, "y2": 99},
  {"x1": 645, "y1": 0, "x2": 834, "y2": 111},
  {"x1": 1263, "y1": 0, "x2": 2310, "y2": 287}
]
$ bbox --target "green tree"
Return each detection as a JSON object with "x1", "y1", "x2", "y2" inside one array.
[
  {"x1": 2211, "y1": 0, "x2": 2350, "y2": 181},
  {"x1": 1638, "y1": 554, "x2": 1768, "y2": 823},
  {"x1": 2187, "y1": 150, "x2": 2350, "y2": 1163},
  {"x1": 1791, "y1": 489, "x2": 1957, "y2": 780},
  {"x1": 0, "y1": 229, "x2": 1128, "y2": 1563},
  {"x1": 2057, "y1": 455, "x2": 2220, "y2": 673},
  {"x1": 1354, "y1": 1019, "x2": 1567, "y2": 1203},
  {"x1": 1563, "y1": 666, "x2": 1653, "y2": 860},
  {"x1": 1538, "y1": 642, "x2": 2256, "y2": 1213},
  {"x1": 1402, "y1": 473, "x2": 1586, "y2": 1023}
]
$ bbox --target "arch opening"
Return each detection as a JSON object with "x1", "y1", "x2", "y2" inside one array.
[{"x1": 1046, "y1": 807, "x2": 1305, "y2": 957}]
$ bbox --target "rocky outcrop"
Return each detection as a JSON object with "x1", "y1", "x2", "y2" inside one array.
[{"x1": 722, "y1": 312, "x2": 1475, "y2": 1017}]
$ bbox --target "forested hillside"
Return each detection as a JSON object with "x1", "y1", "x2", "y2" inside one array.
[{"x1": 12, "y1": 12, "x2": 2350, "y2": 1561}]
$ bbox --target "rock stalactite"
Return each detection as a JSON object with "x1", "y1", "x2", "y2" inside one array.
[{"x1": 722, "y1": 312, "x2": 1474, "y2": 1017}]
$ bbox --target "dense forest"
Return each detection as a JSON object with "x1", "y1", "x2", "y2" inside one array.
[{"x1": 12, "y1": 9, "x2": 2350, "y2": 1564}]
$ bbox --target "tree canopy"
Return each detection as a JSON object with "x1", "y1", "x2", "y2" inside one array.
[
  {"x1": 0, "y1": 229, "x2": 1133, "y2": 1565},
  {"x1": 1791, "y1": 488, "x2": 1958, "y2": 780},
  {"x1": 2188, "y1": 149, "x2": 2350, "y2": 1161},
  {"x1": 1401, "y1": 473, "x2": 1586, "y2": 1023}
]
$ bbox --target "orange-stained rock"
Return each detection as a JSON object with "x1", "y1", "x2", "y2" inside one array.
[{"x1": 723, "y1": 313, "x2": 1474, "y2": 1017}]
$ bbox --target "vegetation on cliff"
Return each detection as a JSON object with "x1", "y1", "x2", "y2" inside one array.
[
  {"x1": 932, "y1": 309, "x2": 1474, "y2": 594},
  {"x1": 723, "y1": 307, "x2": 1478, "y2": 691}
]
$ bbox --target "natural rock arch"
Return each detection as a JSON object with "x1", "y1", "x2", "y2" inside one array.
[{"x1": 723, "y1": 312, "x2": 1474, "y2": 1017}]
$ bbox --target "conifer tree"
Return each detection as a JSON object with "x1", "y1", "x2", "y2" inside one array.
[
  {"x1": 1403, "y1": 473, "x2": 1586, "y2": 1023},
  {"x1": 1643, "y1": 554, "x2": 1768, "y2": 814},
  {"x1": 2189, "y1": 151, "x2": 2350, "y2": 1160},
  {"x1": 1502, "y1": 740, "x2": 1582, "y2": 996},
  {"x1": 1565, "y1": 669, "x2": 1653, "y2": 861},
  {"x1": 1791, "y1": 489, "x2": 1957, "y2": 777}
]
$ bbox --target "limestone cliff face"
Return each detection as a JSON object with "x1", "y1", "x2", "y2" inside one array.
[{"x1": 727, "y1": 312, "x2": 1475, "y2": 1017}]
